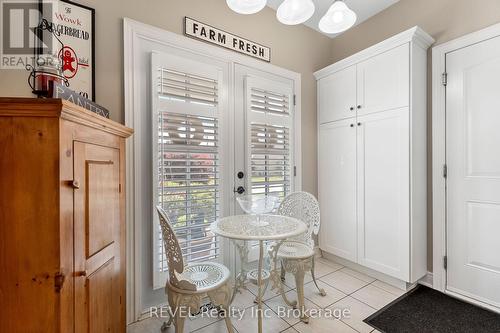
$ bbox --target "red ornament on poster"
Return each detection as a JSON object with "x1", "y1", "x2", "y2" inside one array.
[{"x1": 59, "y1": 46, "x2": 78, "y2": 79}]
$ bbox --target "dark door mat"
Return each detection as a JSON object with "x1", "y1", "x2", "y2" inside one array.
[{"x1": 364, "y1": 285, "x2": 500, "y2": 333}]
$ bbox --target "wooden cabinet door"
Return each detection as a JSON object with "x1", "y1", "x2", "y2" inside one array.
[
  {"x1": 318, "y1": 65, "x2": 357, "y2": 124},
  {"x1": 319, "y1": 119, "x2": 357, "y2": 262},
  {"x1": 356, "y1": 108, "x2": 410, "y2": 280},
  {"x1": 356, "y1": 44, "x2": 409, "y2": 116},
  {"x1": 73, "y1": 142, "x2": 122, "y2": 333}
]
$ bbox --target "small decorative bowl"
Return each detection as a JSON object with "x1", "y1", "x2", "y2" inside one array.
[{"x1": 236, "y1": 194, "x2": 280, "y2": 215}]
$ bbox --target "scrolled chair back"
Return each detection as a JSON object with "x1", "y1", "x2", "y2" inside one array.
[
  {"x1": 277, "y1": 192, "x2": 320, "y2": 248},
  {"x1": 156, "y1": 206, "x2": 197, "y2": 291}
]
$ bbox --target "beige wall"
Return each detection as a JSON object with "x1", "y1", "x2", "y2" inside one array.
[
  {"x1": 0, "y1": 0, "x2": 333, "y2": 196},
  {"x1": 330, "y1": 0, "x2": 500, "y2": 271}
]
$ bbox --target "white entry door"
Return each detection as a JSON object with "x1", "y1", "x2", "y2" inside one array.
[{"x1": 446, "y1": 35, "x2": 500, "y2": 308}]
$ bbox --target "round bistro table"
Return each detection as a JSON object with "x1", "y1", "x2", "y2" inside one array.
[{"x1": 211, "y1": 214, "x2": 307, "y2": 333}]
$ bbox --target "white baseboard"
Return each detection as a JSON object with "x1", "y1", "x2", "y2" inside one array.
[
  {"x1": 320, "y1": 251, "x2": 417, "y2": 291},
  {"x1": 137, "y1": 303, "x2": 168, "y2": 322},
  {"x1": 418, "y1": 271, "x2": 433, "y2": 288},
  {"x1": 313, "y1": 246, "x2": 321, "y2": 258}
]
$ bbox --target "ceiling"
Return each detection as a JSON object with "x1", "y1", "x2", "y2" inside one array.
[{"x1": 266, "y1": 0, "x2": 400, "y2": 38}]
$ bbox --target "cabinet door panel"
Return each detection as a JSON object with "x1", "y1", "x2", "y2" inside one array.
[
  {"x1": 319, "y1": 65, "x2": 357, "y2": 124},
  {"x1": 357, "y1": 108, "x2": 409, "y2": 280},
  {"x1": 74, "y1": 142, "x2": 122, "y2": 333},
  {"x1": 319, "y1": 119, "x2": 357, "y2": 261},
  {"x1": 357, "y1": 44, "x2": 409, "y2": 115}
]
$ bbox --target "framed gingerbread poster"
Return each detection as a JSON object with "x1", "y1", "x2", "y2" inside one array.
[{"x1": 54, "y1": 0, "x2": 95, "y2": 100}]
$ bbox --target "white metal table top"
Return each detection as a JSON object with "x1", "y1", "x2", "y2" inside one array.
[{"x1": 210, "y1": 214, "x2": 307, "y2": 241}]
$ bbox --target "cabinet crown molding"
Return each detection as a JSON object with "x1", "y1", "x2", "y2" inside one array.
[
  {"x1": 0, "y1": 98, "x2": 133, "y2": 138},
  {"x1": 314, "y1": 26, "x2": 435, "y2": 80}
]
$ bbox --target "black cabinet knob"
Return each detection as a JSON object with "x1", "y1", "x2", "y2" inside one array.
[
  {"x1": 350, "y1": 106, "x2": 354, "y2": 111},
  {"x1": 237, "y1": 171, "x2": 245, "y2": 179},
  {"x1": 350, "y1": 124, "x2": 354, "y2": 127},
  {"x1": 357, "y1": 105, "x2": 362, "y2": 109}
]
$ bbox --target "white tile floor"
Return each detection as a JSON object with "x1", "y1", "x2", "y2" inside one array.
[{"x1": 127, "y1": 258, "x2": 402, "y2": 333}]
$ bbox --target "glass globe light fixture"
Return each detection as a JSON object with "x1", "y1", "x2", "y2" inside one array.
[
  {"x1": 276, "y1": 0, "x2": 315, "y2": 25},
  {"x1": 226, "y1": 0, "x2": 267, "y2": 15},
  {"x1": 319, "y1": 0, "x2": 357, "y2": 34}
]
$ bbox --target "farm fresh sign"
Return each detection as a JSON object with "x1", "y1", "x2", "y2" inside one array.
[{"x1": 184, "y1": 17, "x2": 270, "y2": 62}]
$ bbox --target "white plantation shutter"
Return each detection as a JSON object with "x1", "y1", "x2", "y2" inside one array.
[
  {"x1": 246, "y1": 77, "x2": 294, "y2": 200},
  {"x1": 250, "y1": 87, "x2": 290, "y2": 115},
  {"x1": 250, "y1": 124, "x2": 290, "y2": 197},
  {"x1": 152, "y1": 52, "x2": 223, "y2": 288},
  {"x1": 158, "y1": 68, "x2": 218, "y2": 106}
]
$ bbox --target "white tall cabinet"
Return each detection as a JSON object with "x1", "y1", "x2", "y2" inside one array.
[{"x1": 315, "y1": 27, "x2": 434, "y2": 283}]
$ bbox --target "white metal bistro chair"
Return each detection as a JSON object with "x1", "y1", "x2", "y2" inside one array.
[
  {"x1": 157, "y1": 206, "x2": 234, "y2": 333},
  {"x1": 276, "y1": 192, "x2": 326, "y2": 323}
]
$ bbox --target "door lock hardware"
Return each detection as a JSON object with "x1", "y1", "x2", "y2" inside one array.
[{"x1": 234, "y1": 186, "x2": 245, "y2": 194}]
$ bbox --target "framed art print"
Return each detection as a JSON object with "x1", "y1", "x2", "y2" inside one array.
[{"x1": 54, "y1": 0, "x2": 95, "y2": 100}]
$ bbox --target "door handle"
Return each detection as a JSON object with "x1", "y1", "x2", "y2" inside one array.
[{"x1": 234, "y1": 186, "x2": 245, "y2": 194}]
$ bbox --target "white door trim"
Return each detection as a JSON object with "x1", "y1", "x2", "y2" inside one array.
[
  {"x1": 432, "y1": 22, "x2": 500, "y2": 296},
  {"x1": 123, "y1": 18, "x2": 302, "y2": 322}
]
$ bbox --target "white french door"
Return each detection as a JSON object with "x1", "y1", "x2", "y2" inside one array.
[
  {"x1": 151, "y1": 51, "x2": 229, "y2": 288},
  {"x1": 234, "y1": 64, "x2": 297, "y2": 260},
  {"x1": 150, "y1": 53, "x2": 299, "y2": 286},
  {"x1": 446, "y1": 35, "x2": 500, "y2": 309}
]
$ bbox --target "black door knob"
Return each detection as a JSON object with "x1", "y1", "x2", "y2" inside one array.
[
  {"x1": 237, "y1": 171, "x2": 245, "y2": 179},
  {"x1": 235, "y1": 186, "x2": 245, "y2": 194}
]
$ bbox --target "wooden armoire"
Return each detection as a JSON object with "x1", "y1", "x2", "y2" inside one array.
[{"x1": 0, "y1": 98, "x2": 133, "y2": 332}]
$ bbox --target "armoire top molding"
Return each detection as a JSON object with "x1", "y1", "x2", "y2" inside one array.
[{"x1": 314, "y1": 26, "x2": 435, "y2": 80}]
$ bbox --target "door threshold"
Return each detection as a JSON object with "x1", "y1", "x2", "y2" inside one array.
[{"x1": 445, "y1": 288, "x2": 500, "y2": 315}]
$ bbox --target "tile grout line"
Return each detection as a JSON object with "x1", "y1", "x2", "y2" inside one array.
[
  {"x1": 369, "y1": 281, "x2": 407, "y2": 297},
  {"x1": 338, "y1": 267, "x2": 377, "y2": 284},
  {"x1": 189, "y1": 316, "x2": 239, "y2": 333},
  {"x1": 282, "y1": 264, "x2": 344, "y2": 289},
  {"x1": 345, "y1": 280, "x2": 380, "y2": 310},
  {"x1": 318, "y1": 272, "x2": 371, "y2": 296}
]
